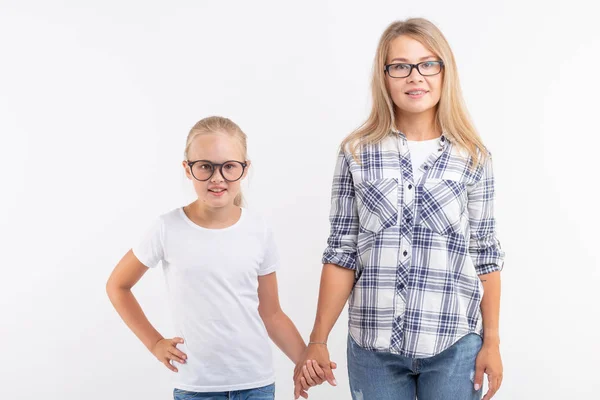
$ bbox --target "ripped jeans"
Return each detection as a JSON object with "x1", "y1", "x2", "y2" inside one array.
[{"x1": 347, "y1": 333, "x2": 483, "y2": 400}]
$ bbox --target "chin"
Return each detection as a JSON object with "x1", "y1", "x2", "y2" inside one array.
[
  {"x1": 399, "y1": 103, "x2": 436, "y2": 115},
  {"x1": 204, "y1": 197, "x2": 229, "y2": 207}
]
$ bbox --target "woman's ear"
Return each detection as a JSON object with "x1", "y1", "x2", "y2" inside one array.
[{"x1": 182, "y1": 161, "x2": 193, "y2": 180}]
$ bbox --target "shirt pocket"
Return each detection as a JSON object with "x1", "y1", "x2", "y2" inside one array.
[
  {"x1": 354, "y1": 177, "x2": 399, "y2": 234},
  {"x1": 417, "y1": 179, "x2": 467, "y2": 236}
]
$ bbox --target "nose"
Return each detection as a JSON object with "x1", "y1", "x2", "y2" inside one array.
[
  {"x1": 407, "y1": 65, "x2": 424, "y2": 83},
  {"x1": 210, "y1": 167, "x2": 225, "y2": 183}
]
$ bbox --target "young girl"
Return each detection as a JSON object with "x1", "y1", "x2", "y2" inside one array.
[
  {"x1": 106, "y1": 116, "x2": 316, "y2": 399},
  {"x1": 294, "y1": 18, "x2": 505, "y2": 400}
]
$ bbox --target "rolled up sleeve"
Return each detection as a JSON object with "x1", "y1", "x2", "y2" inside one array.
[
  {"x1": 322, "y1": 149, "x2": 359, "y2": 270},
  {"x1": 467, "y1": 155, "x2": 505, "y2": 275}
]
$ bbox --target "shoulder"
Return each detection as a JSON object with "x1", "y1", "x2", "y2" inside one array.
[
  {"x1": 339, "y1": 133, "x2": 398, "y2": 164},
  {"x1": 241, "y1": 209, "x2": 278, "y2": 252},
  {"x1": 157, "y1": 207, "x2": 185, "y2": 227},
  {"x1": 241, "y1": 208, "x2": 272, "y2": 233},
  {"x1": 446, "y1": 143, "x2": 493, "y2": 180}
]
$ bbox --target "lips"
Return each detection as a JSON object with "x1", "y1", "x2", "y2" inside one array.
[
  {"x1": 405, "y1": 89, "x2": 428, "y2": 95},
  {"x1": 208, "y1": 187, "x2": 227, "y2": 196}
]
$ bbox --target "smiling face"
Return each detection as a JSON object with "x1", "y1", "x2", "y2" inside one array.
[
  {"x1": 183, "y1": 132, "x2": 249, "y2": 210},
  {"x1": 386, "y1": 35, "x2": 444, "y2": 117}
]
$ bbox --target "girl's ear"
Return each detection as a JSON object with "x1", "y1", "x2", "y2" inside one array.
[
  {"x1": 182, "y1": 161, "x2": 193, "y2": 180},
  {"x1": 242, "y1": 160, "x2": 251, "y2": 178}
]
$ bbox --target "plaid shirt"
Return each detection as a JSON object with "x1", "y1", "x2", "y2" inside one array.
[{"x1": 322, "y1": 131, "x2": 504, "y2": 358}]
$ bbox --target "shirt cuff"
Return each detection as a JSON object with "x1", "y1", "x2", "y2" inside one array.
[
  {"x1": 322, "y1": 249, "x2": 357, "y2": 271},
  {"x1": 475, "y1": 262, "x2": 503, "y2": 275}
]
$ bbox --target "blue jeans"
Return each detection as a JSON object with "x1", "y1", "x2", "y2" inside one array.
[
  {"x1": 348, "y1": 333, "x2": 483, "y2": 400},
  {"x1": 173, "y1": 383, "x2": 275, "y2": 400}
]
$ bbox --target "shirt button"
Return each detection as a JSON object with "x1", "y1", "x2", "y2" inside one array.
[
  {"x1": 403, "y1": 250, "x2": 408, "y2": 257},
  {"x1": 408, "y1": 184, "x2": 413, "y2": 190},
  {"x1": 405, "y1": 218, "x2": 411, "y2": 224},
  {"x1": 424, "y1": 165, "x2": 429, "y2": 170}
]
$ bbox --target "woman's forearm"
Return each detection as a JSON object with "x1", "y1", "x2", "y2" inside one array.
[
  {"x1": 479, "y1": 270, "x2": 501, "y2": 346},
  {"x1": 309, "y1": 263, "x2": 356, "y2": 343}
]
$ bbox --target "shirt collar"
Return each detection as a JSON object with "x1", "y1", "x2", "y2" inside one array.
[{"x1": 393, "y1": 129, "x2": 448, "y2": 149}]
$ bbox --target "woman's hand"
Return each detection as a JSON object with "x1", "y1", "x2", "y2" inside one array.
[
  {"x1": 474, "y1": 342, "x2": 503, "y2": 400},
  {"x1": 293, "y1": 344, "x2": 337, "y2": 399}
]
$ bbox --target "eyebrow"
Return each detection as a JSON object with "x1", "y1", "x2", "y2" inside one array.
[{"x1": 390, "y1": 55, "x2": 438, "y2": 63}]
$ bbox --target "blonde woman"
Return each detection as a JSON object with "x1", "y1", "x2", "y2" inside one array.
[{"x1": 293, "y1": 19, "x2": 505, "y2": 400}]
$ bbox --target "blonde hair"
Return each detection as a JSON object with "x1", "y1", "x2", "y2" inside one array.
[
  {"x1": 184, "y1": 116, "x2": 248, "y2": 207},
  {"x1": 342, "y1": 18, "x2": 487, "y2": 167}
]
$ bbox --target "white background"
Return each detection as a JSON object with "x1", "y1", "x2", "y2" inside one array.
[{"x1": 1, "y1": 1, "x2": 599, "y2": 399}]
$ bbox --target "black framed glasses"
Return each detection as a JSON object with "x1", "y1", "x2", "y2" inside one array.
[
  {"x1": 384, "y1": 61, "x2": 444, "y2": 78},
  {"x1": 186, "y1": 160, "x2": 248, "y2": 182}
]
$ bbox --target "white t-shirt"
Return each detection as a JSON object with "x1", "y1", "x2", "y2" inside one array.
[
  {"x1": 407, "y1": 137, "x2": 441, "y2": 181},
  {"x1": 133, "y1": 207, "x2": 279, "y2": 392}
]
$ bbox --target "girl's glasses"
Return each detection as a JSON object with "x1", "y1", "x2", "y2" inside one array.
[{"x1": 186, "y1": 160, "x2": 247, "y2": 182}]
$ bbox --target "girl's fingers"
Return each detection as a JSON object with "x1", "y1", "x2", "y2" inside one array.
[
  {"x1": 310, "y1": 360, "x2": 326, "y2": 380},
  {"x1": 302, "y1": 365, "x2": 317, "y2": 386},
  {"x1": 293, "y1": 382, "x2": 302, "y2": 399},
  {"x1": 300, "y1": 376, "x2": 310, "y2": 391},
  {"x1": 306, "y1": 360, "x2": 324, "y2": 384},
  {"x1": 162, "y1": 359, "x2": 178, "y2": 372},
  {"x1": 167, "y1": 353, "x2": 186, "y2": 364},
  {"x1": 302, "y1": 366, "x2": 316, "y2": 386},
  {"x1": 168, "y1": 347, "x2": 187, "y2": 362},
  {"x1": 299, "y1": 390, "x2": 309, "y2": 399},
  {"x1": 171, "y1": 337, "x2": 184, "y2": 345}
]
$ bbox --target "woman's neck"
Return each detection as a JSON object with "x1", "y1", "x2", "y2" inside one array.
[{"x1": 395, "y1": 108, "x2": 441, "y2": 141}]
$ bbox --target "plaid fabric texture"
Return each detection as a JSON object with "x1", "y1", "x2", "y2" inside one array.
[{"x1": 322, "y1": 131, "x2": 504, "y2": 358}]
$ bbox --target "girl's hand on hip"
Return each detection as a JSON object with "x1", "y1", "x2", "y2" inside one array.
[{"x1": 151, "y1": 337, "x2": 187, "y2": 372}]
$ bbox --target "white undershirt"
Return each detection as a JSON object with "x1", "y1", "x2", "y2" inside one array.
[{"x1": 407, "y1": 138, "x2": 440, "y2": 181}]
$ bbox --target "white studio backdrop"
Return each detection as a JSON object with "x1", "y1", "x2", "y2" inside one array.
[{"x1": 1, "y1": 1, "x2": 599, "y2": 399}]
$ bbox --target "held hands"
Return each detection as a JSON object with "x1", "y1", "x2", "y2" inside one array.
[
  {"x1": 151, "y1": 337, "x2": 187, "y2": 372},
  {"x1": 293, "y1": 343, "x2": 338, "y2": 399}
]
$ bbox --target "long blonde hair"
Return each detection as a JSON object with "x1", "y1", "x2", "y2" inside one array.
[
  {"x1": 184, "y1": 116, "x2": 248, "y2": 207},
  {"x1": 342, "y1": 18, "x2": 487, "y2": 166}
]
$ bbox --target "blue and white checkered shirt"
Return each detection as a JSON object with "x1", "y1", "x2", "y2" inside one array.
[{"x1": 322, "y1": 131, "x2": 504, "y2": 358}]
